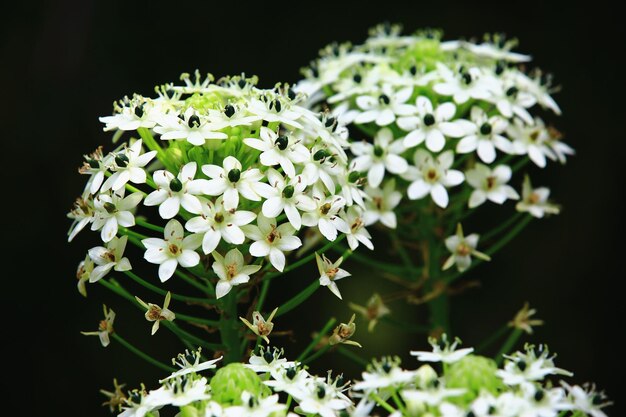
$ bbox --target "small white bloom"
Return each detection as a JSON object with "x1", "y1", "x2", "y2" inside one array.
[
  {"x1": 302, "y1": 144, "x2": 344, "y2": 192},
  {"x1": 256, "y1": 168, "x2": 316, "y2": 230},
  {"x1": 101, "y1": 139, "x2": 156, "y2": 192},
  {"x1": 240, "y1": 309, "x2": 279, "y2": 345},
  {"x1": 242, "y1": 214, "x2": 302, "y2": 271},
  {"x1": 402, "y1": 385, "x2": 466, "y2": 407},
  {"x1": 223, "y1": 392, "x2": 286, "y2": 417},
  {"x1": 516, "y1": 175, "x2": 560, "y2": 218},
  {"x1": 75, "y1": 254, "x2": 94, "y2": 297},
  {"x1": 507, "y1": 118, "x2": 555, "y2": 168},
  {"x1": 67, "y1": 196, "x2": 95, "y2": 242},
  {"x1": 353, "y1": 84, "x2": 415, "y2": 126},
  {"x1": 244, "y1": 126, "x2": 309, "y2": 178},
  {"x1": 496, "y1": 344, "x2": 572, "y2": 387},
  {"x1": 99, "y1": 96, "x2": 158, "y2": 132},
  {"x1": 301, "y1": 186, "x2": 348, "y2": 241},
  {"x1": 456, "y1": 106, "x2": 513, "y2": 163},
  {"x1": 466, "y1": 163, "x2": 519, "y2": 208},
  {"x1": 246, "y1": 346, "x2": 293, "y2": 373},
  {"x1": 363, "y1": 179, "x2": 402, "y2": 228},
  {"x1": 247, "y1": 96, "x2": 304, "y2": 128},
  {"x1": 87, "y1": 235, "x2": 132, "y2": 283},
  {"x1": 201, "y1": 156, "x2": 266, "y2": 210},
  {"x1": 78, "y1": 146, "x2": 114, "y2": 195},
  {"x1": 142, "y1": 219, "x2": 202, "y2": 282},
  {"x1": 144, "y1": 162, "x2": 211, "y2": 219},
  {"x1": 81, "y1": 305, "x2": 115, "y2": 347},
  {"x1": 316, "y1": 252, "x2": 350, "y2": 299},
  {"x1": 433, "y1": 64, "x2": 496, "y2": 104},
  {"x1": 207, "y1": 103, "x2": 260, "y2": 128},
  {"x1": 353, "y1": 357, "x2": 417, "y2": 392},
  {"x1": 520, "y1": 385, "x2": 569, "y2": 417},
  {"x1": 118, "y1": 388, "x2": 158, "y2": 417},
  {"x1": 339, "y1": 170, "x2": 368, "y2": 208},
  {"x1": 161, "y1": 349, "x2": 222, "y2": 382},
  {"x1": 411, "y1": 334, "x2": 474, "y2": 364},
  {"x1": 336, "y1": 206, "x2": 374, "y2": 251},
  {"x1": 561, "y1": 382, "x2": 611, "y2": 417},
  {"x1": 402, "y1": 150, "x2": 464, "y2": 208},
  {"x1": 298, "y1": 381, "x2": 352, "y2": 417},
  {"x1": 490, "y1": 82, "x2": 536, "y2": 125},
  {"x1": 185, "y1": 197, "x2": 256, "y2": 254},
  {"x1": 91, "y1": 190, "x2": 143, "y2": 243},
  {"x1": 442, "y1": 223, "x2": 490, "y2": 272},
  {"x1": 149, "y1": 377, "x2": 211, "y2": 407},
  {"x1": 398, "y1": 96, "x2": 470, "y2": 152},
  {"x1": 213, "y1": 248, "x2": 261, "y2": 299},
  {"x1": 350, "y1": 127, "x2": 408, "y2": 188},
  {"x1": 154, "y1": 107, "x2": 227, "y2": 146},
  {"x1": 265, "y1": 366, "x2": 312, "y2": 399},
  {"x1": 135, "y1": 291, "x2": 176, "y2": 335}
]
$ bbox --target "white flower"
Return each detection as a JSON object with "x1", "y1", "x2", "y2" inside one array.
[
  {"x1": 561, "y1": 382, "x2": 611, "y2": 417},
  {"x1": 246, "y1": 346, "x2": 293, "y2": 373},
  {"x1": 456, "y1": 106, "x2": 513, "y2": 163},
  {"x1": 154, "y1": 107, "x2": 227, "y2": 146},
  {"x1": 81, "y1": 305, "x2": 115, "y2": 347},
  {"x1": 496, "y1": 345, "x2": 572, "y2": 387},
  {"x1": 118, "y1": 389, "x2": 158, "y2": 417},
  {"x1": 207, "y1": 104, "x2": 260, "y2": 128},
  {"x1": 135, "y1": 291, "x2": 176, "y2": 335},
  {"x1": 91, "y1": 191, "x2": 143, "y2": 242},
  {"x1": 142, "y1": 219, "x2": 202, "y2": 282},
  {"x1": 149, "y1": 377, "x2": 211, "y2": 407},
  {"x1": 353, "y1": 84, "x2": 415, "y2": 126},
  {"x1": 298, "y1": 382, "x2": 352, "y2": 417},
  {"x1": 490, "y1": 82, "x2": 536, "y2": 125},
  {"x1": 256, "y1": 168, "x2": 316, "y2": 230},
  {"x1": 223, "y1": 392, "x2": 286, "y2": 417},
  {"x1": 336, "y1": 206, "x2": 374, "y2": 251},
  {"x1": 546, "y1": 134, "x2": 575, "y2": 165},
  {"x1": 87, "y1": 235, "x2": 132, "y2": 283},
  {"x1": 184, "y1": 197, "x2": 256, "y2": 254},
  {"x1": 301, "y1": 144, "x2": 344, "y2": 191},
  {"x1": 353, "y1": 357, "x2": 417, "y2": 392},
  {"x1": 67, "y1": 196, "x2": 95, "y2": 242},
  {"x1": 363, "y1": 179, "x2": 402, "y2": 228},
  {"x1": 402, "y1": 385, "x2": 466, "y2": 407},
  {"x1": 201, "y1": 156, "x2": 265, "y2": 210},
  {"x1": 78, "y1": 146, "x2": 114, "y2": 195},
  {"x1": 466, "y1": 163, "x2": 519, "y2": 208},
  {"x1": 99, "y1": 96, "x2": 158, "y2": 132},
  {"x1": 516, "y1": 175, "x2": 560, "y2": 218},
  {"x1": 265, "y1": 366, "x2": 312, "y2": 399},
  {"x1": 240, "y1": 309, "x2": 279, "y2": 345},
  {"x1": 301, "y1": 186, "x2": 348, "y2": 241},
  {"x1": 244, "y1": 126, "x2": 310, "y2": 178},
  {"x1": 144, "y1": 162, "x2": 211, "y2": 219},
  {"x1": 316, "y1": 252, "x2": 350, "y2": 299},
  {"x1": 402, "y1": 150, "x2": 464, "y2": 208},
  {"x1": 411, "y1": 334, "x2": 474, "y2": 364},
  {"x1": 161, "y1": 349, "x2": 222, "y2": 382},
  {"x1": 350, "y1": 127, "x2": 408, "y2": 188},
  {"x1": 442, "y1": 224, "x2": 490, "y2": 272},
  {"x1": 433, "y1": 64, "x2": 496, "y2": 104},
  {"x1": 465, "y1": 40, "x2": 532, "y2": 62},
  {"x1": 339, "y1": 170, "x2": 367, "y2": 208},
  {"x1": 75, "y1": 254, "x2": 94, "y2": 297},
  {"x1": 101, "y1": 139, "x2": 156, "y2": 192},
  {"x1": 247, "y1": 96, "x2": 304, "y2": 128},
  {"x1": 520, "y1": 386, "x2": 569, "y2": 417},
  {"x1": 398, "y1": 96, "x2": 469, "y2": 152},
  {"x1": 507, "y1": 118, "x2": 555, "y2": 168},
  {"x1": 213, "y1": 249, "x2": 261, "y2": 299},
  {"x1": 243, "y1": 214, "x2": 302, "y2": 272}
]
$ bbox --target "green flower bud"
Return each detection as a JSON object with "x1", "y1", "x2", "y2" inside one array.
[
  {"x1": 445, "y1": 355, "x2": 504, "y2": 406},
  {"x1": 210, "y1": 363, "x2": 270, "y2": 406}
]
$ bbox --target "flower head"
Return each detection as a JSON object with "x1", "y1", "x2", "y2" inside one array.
[
  {"x1": 442, "y1": 223, "x2": 490, "y2": 272},
  {"x1": 411, "y1": 334, "x2": 474, "y2": 364},
  {"x1": 213, "y1": 249, "x2": 261, "y2": 299},
  {"x1": 316, "y1": 252, "x2": 351, "y2": 299}
]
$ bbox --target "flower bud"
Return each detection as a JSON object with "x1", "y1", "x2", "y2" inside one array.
[
  {"x1": 210, "y1": 363, "x2": 270, "y2": 406},
  {"x1": 445, "y1": 355, "x2": 503, "y2": 406}
]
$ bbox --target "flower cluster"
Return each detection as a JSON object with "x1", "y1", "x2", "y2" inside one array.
[
  {"x1": 107, "y1": 340, "x2": 610, "y2": 417},
  {"x1": 297, "y1": 24, "x2": 569, "y2": 271},
  {"x1": 68, "y1": 71, "x2": 373, "y2": 298}
]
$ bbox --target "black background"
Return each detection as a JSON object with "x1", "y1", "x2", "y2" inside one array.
[{"x1": 4, "y1": 1, "x2": 624, "y2": 416}]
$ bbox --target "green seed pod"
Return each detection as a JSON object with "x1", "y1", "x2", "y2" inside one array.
[{"x1": 210, "y1": 363, "x2": 270, "y2": 406}]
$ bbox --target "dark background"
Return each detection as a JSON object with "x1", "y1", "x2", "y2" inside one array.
[{"x1": 4, "y1": 1, "x2": 624, "y2": 415}]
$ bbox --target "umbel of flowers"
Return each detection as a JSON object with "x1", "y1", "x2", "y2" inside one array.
[
  {"x1": 69, "y1": 71, "x2": 375, "y2": 363},
  {"x1": 297, "y1": 24, "x2": 573, "y2": 332},
  {"x1": 103, "y1": 336, "x2": 610, "y2": 417}
]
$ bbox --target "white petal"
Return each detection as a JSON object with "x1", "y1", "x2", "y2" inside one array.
[
  {"x1": 385, "y1": 154, "x2": 408, "y2": 174},
  {"x1": 268, "y1": 248, "x2": 286, "y2": 271},
  {"x1": 202, "y1": 230, "x2": 221, "y2": 254},
  {"x1": 430, "y1": 184, "x2": 449, "y2": 208},
  {"x1": 178, "y1": 250, "x2": 200, "y2": 268},
  {"x1": 477, "y1": 140, "x2": 496, "y2": 163},
  {"x1": 159, "y1": 197, "x2": 180, "y2": 219},
  {"x1": 144, "y1": 189, "x2": 168, "y2": 206},
  {"x1": 216, "y1": 281, "x2": 232, "y2": 299},
  {"x1": 221, "y1": 224, "x2": 245, "y2": 245},
  {"x1": 403, "y1": 129, "x2": 425, "y2": 148},
  {"x1": 158, "y1": 259, "x2": 178, "y2": 282},
  {"x1": 367, "y1": 162, "x2": 385, "y2": 188},
  {"x1": 426, "y1": 129, "x2": 445, "y2": 152},
  {"x1": 469, "y1": 190, "x2": 487, "y2": 208},
  {"x1": 262, "y1": 197, "x2": 285, "y2": 218},
  {"x1": 407, "y1": 180, "x2": 430, "y2": 200},
  {"x1": 249, "y1": 241, "x2": 271, "y2": 257}
]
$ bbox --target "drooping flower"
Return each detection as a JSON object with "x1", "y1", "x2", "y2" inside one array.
[
  {"x1": 240, "y1": 308, "x2": 279, "y2": 344},
  {"x1": 135, "y1": 291, "x2": 176, "y2": 335},
  {"x1": 329, "y1": 314, "x2": 362, "y2": 347},
  {"x1": 87, "y1": 235, "x2": 132, "y2": 283},
  {"x1": 316, "y1": 252, "x2": 351, "y2": 299},
  {"x1": 81, "y1": 305, "x2": 116, "y2": 347},
  {"x1": 349, "y1": 293, "x2": 391, "y2": 332},
  {"x1": 515, "y1": 175, "x2": 560, "y2": 218},
  {"x1": 213, "y1": 248, "x2": 261, "y2": 299}
]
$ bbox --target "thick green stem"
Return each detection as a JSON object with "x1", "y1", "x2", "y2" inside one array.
[
  {"x1": 371, "y1": 393, "x2": 397, "y2": 414},
  {"x1": 111, "y1": 333, "x2": 175, "y2": 372},
  {"x1": 219, "y1": 289, "x2": 241, "y2": 364}
]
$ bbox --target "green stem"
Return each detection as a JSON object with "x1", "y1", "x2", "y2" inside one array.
[
  {"x1": 381, "y1": 316, "x2": 429, "y2": 333},
  {"x1": 175, "y1": 269, "x2": 215, "y2": 296},
  {"x1": 275, "y1": 280, "x2": 320, "y2": 318},
  {"x1": 219, "y1": 288, "x2": 241, "y2": 364},
  {"x1": 476, "y1": 324, "x2": 509, "y2": 353},
  {"x1": 111, "y1": 333, "x2": 175, "y2": 372},
  {"x1": 297, "y1": 318, "x2": 337, "y2": 362},
  {"x1": 118, "y1": 226, "x2": 148, "y2": 241},
  {"x1": 123, "y1": 270, "x2": 210, "y2": 304},
  {"x1": 371, "y1": 393, "x2": 396, "y2": 414},
  {"x1": 301, "y1": 344, "x2": 330, "y2": 365},
  {"x1": 481, "y1": 212, "x2": 524, "y2": 242},
  {"x1": 391, "y1": 391, "x2": 407, "y2": 415},
  {"x1": 390, "y1": 231, "x2": 419, "y2": 280},
  {"x1": 135, "y1": 218, "x2": 165, "y2": 233},
  {"x1": 495, "y1": 328, "x2": 523, "y2": 365},
  {"x1": 330, "y1": 245, "x2": 411, "y2": 275},
  {"x1": 427, "y1": 237, "x2": 450, "y2": 334},
  {"x1": 336, "y1": 346, "x2": 369, "y2": 366},
  {"x1": 137, "y1": 127, "x2": 174, "y2": 171},
  {"x1": 255, "y1": 278, "x2": 271, "y2": 313}
]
